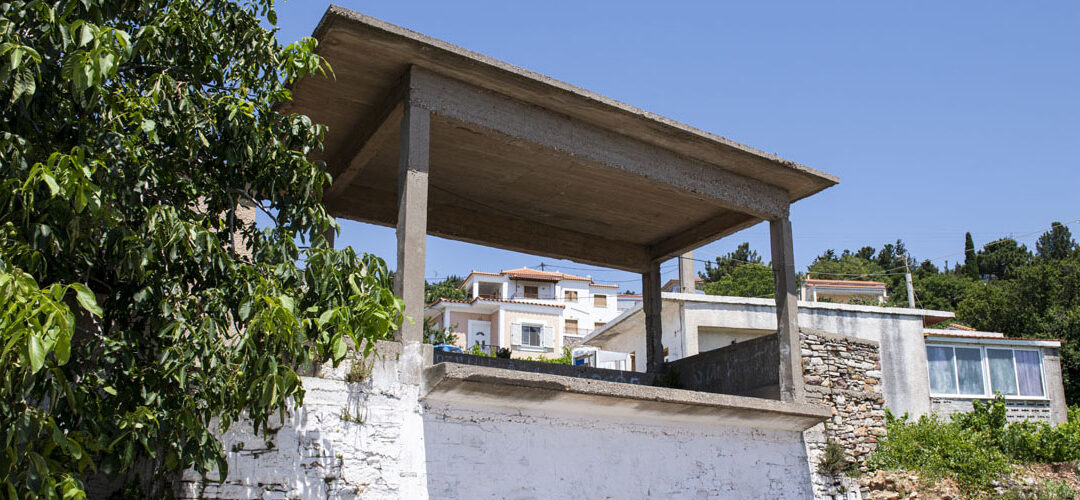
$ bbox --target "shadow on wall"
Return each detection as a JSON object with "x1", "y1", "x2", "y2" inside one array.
[{"x1": 667, "y1": 334, "x2": 781, "y2": 399}]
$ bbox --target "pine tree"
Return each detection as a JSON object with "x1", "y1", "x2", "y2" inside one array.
[{"x1": 1036, "y1": 222, "x2": 1077, "y2": 260}]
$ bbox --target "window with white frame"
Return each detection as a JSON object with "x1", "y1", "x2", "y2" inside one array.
[
  {"x1": 926, "y1": 344, "x2": 1044, "y2": 398},
  {"x1": 521, "y1": 324, "x2": 543, "y2": 347}
]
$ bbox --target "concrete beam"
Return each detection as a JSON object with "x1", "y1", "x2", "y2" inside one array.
[
  {"x1": 394, "y1": 101, "x2": 429, "y2": 345},
  {"x1": 649, "y1": 211, "x2": 762, "y2": 263},
  {"x1": 770, "y1": 218, "x2": 804, "y2": 402},
  {"x1": 643, "y1": 262, "x2": 664, "y2": 374},
  {"x1": 327, "y1": 188, "x2": 652, "y2": 273},
  {"x1": 325, "y1": 87, "x2": 405, "y2": 202},
  {"x1": 407, "y1": 67, "x2": 791, "y2": 220}
]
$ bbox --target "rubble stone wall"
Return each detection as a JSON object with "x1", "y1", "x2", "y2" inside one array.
[{"x1": 801, "y1": 329, "x2": 887, "y2": 499}]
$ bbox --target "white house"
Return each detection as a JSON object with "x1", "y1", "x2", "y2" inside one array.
[
  {"x1": 583, "y1": 293, "x2": 1068, "y2": 423},
  {"x1": 425, "y1": 268, "x2": 622, "y2": 357}
]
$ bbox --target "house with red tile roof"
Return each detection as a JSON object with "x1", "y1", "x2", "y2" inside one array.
[
  {"x1": 801, "y1": 278, "x2": 888, "y2": 304},
  {"x1": 425, "y1": 267, "x2": 622, "y2": 357}
]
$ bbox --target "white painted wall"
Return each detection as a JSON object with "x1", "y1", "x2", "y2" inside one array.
[
  {"x1": 424, "y1": 401, "x2": 813, "y2": 499},
  {"x1": 179, "y1": 342, "x2": 817, "y2": 499}
]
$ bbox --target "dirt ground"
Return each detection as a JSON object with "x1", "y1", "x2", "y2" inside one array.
[{"x1": 859, "y1": 463, "x2": 1080, "y2": 499}]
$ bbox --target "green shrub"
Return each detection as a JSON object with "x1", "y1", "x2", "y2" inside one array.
[
  {"x1": 868, "y1": 410, "x2": 1011, "y2": 488},
  {"x1": 955, "y1": 396, "x2": 1080, "y2": 463},
  {"x1": 871, "y1": 398, "x2": 1080, "y2": 492}
]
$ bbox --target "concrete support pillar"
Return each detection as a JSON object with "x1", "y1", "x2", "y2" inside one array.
[
  {"x1": 642, "y1": 262, "x2": 664, "y2": 373},
  {"x1": 770, "y1": 217, "x2": 805, "y2": 402},
  {"x1": 394, "y1": 101, "x2": 430, "y2": 345},
  {"x1": 678, "y1": 251, "x2": 695, "y2": 293}
]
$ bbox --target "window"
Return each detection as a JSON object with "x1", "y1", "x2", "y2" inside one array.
[
  {"x1": 564, "y1": 290, "x2": 578, "y2": 302},
  {"x1": 927, "y1": 345, "x2": 1044, "y2": 398},
  {"x1": 564, "y1": 319, "x2": 578, "y2": 335},
  {"x1": 521, "y1": 324, "x2": 543, "y2": 347},
  {"x1": 593, "y1": 294, "x2": 607, "y2": 307},
  {"x1": 594, "y1": 322, "x2": 606, "y2": 330},
  {"x1": 988, "y1": 348, "x2": 1044, "y2": 397},
  {"x1": 524, "y1": 286, "x2": 539, "y2": 299}
]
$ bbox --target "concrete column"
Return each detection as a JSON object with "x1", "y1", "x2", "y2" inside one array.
[
  {"x1": 394, "y1": 102, "x2": 430, "y2": 345},
  {"x1": 678, "y1": 251, "x2": 695, "y2": 293},
  {"x1": 642, "y1": 262, "x2": 664, "y2": 373},
  {"x1": 770, "y1": 217, "x2": 805, "y2": 402},
  {"x1": 472, "y1": 281, "x2": 479, "y2": 299}
]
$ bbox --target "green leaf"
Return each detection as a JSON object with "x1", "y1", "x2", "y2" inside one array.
[
  {"x1": 71, "y1": 283, "x2": 102, "y2": 317},
  {"x1": 27, "y1": 333, "x2": 46, "y2": 373},
  {"x1": 41, "y1": 172, "x2": 60, "y2": 196},
  {"x1": 331, "y1": 335, "x2": 346, "y2": 361}
]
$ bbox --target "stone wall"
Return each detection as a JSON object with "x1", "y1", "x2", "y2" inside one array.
[{"x1": 801, "y1": 329, "x2": 886, "y2": 499}]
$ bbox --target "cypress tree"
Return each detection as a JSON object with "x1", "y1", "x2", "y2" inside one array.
[{"x1": 963, "y1": 232, "x2": 980, "y2": 279}]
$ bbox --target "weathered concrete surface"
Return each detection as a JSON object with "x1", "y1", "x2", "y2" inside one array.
[
  {"x1": 432, "y1": 351, "x2": 655, "y2": 385},
  {"x1": 771, "y1": 217, "x2": 804, "y2": 402},
  {"x1": 424, "y1": 362, "x2": 830, "y2": 431},
  {"x1": 293, "y1": 7, "x2": 838, "y2": 272},
  {"x1": 668, "y1": 334, "x2": 780, "y2": 399},
  {"x1": 423, "y1": 400, "x2": 815, "y2": 499}
]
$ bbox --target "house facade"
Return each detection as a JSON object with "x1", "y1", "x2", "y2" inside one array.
[
  {"x1": 583, "y1": 293, "x2": 1068, "y2": 424},
  {"x1": 425, "y1": 268, "x2": 622, "y2": 357},
  {"x1": 801, "y1": 278, "x2": 888, "y2": 304},
  {"x1": 924, "y1": 326, "x2": 1065, "y2": 422}
]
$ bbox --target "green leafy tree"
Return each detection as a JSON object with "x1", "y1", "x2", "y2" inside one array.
[
  {"x1": 1036, "y1": 221, "x2": 1077, "y2": 260},
  {"x1": 963, "y1": 232, "x2": 980, "y2": 279},
  {"x1": 702, "y1": 263, "x2": 774, "y2": 298},
  {"x1": 700, "y1": 242, "x2": 762, "y2": 282},
  {"x1": 425, "y1": 274, "x2": 467, "y2": 304},
  {"x1": 0, "y1": 0, "x2": 402, "y2": 497},
  {"x1": 806, "y1": 251, "x2": 885, "y2": 281},
  {"x1": 977, "y1": 238, "x2": 1031, "y2": 280}
]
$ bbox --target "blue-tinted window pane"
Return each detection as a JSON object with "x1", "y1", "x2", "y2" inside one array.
[
  {"x1": 955, "y1": 347, "x2": 985, "y2": 395},
  {"x1": 927, "y1": 346, "x2": 957, "y2": 394},
  {"x1": 1015, "y1": 350, "x2": 1044, "y2": 397},
  {"x1": 988, "y1": 349, "x2": 1018, "y2": 396}
]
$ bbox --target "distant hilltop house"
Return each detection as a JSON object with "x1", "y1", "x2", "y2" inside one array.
[
  {"x1": 801, "y1": 278, "x2": 888, "y2": 305},
  {"x1": 424, "y1": 268, "x2": 621, "y2": 357}
]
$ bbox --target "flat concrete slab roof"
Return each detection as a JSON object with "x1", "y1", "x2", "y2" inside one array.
[{"x1": 286, "y1": 6, "x2": 839, "y2": 271}]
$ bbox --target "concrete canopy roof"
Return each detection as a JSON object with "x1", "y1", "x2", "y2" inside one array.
[{"x1": 286, "y1": 6, "x2": 839, "y2": 272}]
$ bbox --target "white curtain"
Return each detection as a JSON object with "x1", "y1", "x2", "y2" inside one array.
[{"x1": 927, "y1": 346, "x2": 957, "y2": 394}]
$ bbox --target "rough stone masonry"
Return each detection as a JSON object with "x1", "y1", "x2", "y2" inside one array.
[{"x1": 801, "y1": 329, "x2": 887, "y2": 499}]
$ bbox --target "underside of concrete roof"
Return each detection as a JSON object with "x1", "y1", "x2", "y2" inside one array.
[{"x1": 284, "y1": 5, "x2": 839, "y2": 273}]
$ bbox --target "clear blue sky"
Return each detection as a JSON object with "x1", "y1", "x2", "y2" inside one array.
[{"x1": 269, "y1": 1, "x2": 1080, "y2": 292}]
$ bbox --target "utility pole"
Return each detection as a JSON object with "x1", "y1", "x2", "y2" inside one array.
[{"x1": 904, "y1": 258, "x2": 916, "y2": 308}]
